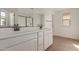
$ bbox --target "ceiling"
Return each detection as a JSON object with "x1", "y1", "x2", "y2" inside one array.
[
  {"x1": 0, "y1": 8, "x2": 66, "y2": 14},
  {"x1": 17, "y1": 8, "x2": 65, "y2": 14}
]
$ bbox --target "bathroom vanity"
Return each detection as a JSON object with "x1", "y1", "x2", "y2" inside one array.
[
  {"x1": 0, "y1": 8, "x2": 53, "y2": 51},
  {"x1": 0, "y1": 28, "x2": 53, "y2": 51}
]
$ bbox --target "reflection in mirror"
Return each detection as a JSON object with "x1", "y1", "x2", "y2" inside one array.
[
  {"x1": 26, "y1": 17, "x2": 33, "y2": 27},
  {"x1": 17, "y1": 15, "x2": 33, "y2": 27},
  {"x1": 18, "y1": 15, "x2": 26, "y2": 27},
  {"x1": 0, "y1": 9, "x2": 15, "y2": 28},
  {"x1": 0, "y1": 11, "x2": 6, "y2": 27},
  {"x1": 10, "y1": 12, "x2": 15, "y2": 27}
]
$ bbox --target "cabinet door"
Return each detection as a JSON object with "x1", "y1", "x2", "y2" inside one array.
[
  {"x1": 37, "y1": 31, "x2": 44, "y2": 51},
  {"x1": 4, "y1": 39, "x2": 37, "y2": 51},
  {"x1": 38, "y1": 37, "x2": 44, "y2": 51},
  {"x1": 44, "y1": 30, "x2": 53, "y2": 50},
  {"x1": 38, "y1": 44, "x2": 43, "y2": 51},
  {"x1": 44, "y1": 33, "x2": 49, "y2": 50},
  {"x1": 48, "y1": 33, "x2": 53, "y2": 46}
]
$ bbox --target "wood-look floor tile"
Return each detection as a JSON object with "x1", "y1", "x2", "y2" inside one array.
[{"x1": 46, "y1": 36, "x2": 79, "y2": 51}]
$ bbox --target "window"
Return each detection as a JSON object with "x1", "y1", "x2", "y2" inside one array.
[
  {"x1": 62, "y1": 12, "x2": 71, "y2": 26},
  {"x1": 0, "y1": 11, "x2": 6, "y2": 26}
]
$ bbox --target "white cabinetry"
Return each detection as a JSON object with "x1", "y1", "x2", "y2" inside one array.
[
  {"x1": 37, "y1": 29, "x2": 53, "y2": 51},
  {"x1": 43, "y1": 14, "x2": 53, "y2": 50},
  {"x1": 44, "y1": 30, "x2": 53, "y2": 50},
  {"x1": 5, "y1": 38, "x2": 37, "y2": 51},
  {"x1": 0, "y1": 29, "x2": 53, "y2": 51},
  {"x1": 37, "y1": 30, "x2": 44, "y2": 51},
  {"x1": 0, "y1": 32, "x2": 37, "y2": 51}
]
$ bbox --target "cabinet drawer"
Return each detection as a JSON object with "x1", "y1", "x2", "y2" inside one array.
[
  {"x1": 3, "y1": 39, "x2": 37, "y2": 51},
  {"x1": 0, "y1": 33, "x2": 37, "y2": 50}
]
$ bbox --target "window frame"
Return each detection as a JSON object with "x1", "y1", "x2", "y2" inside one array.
[{"x1": 62, "y1": 12, "x2": 71, "y2": 26}]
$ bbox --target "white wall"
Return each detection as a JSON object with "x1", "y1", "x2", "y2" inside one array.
[{"x1": 53, "y1": 8, "x2": 79, "y2": 40}]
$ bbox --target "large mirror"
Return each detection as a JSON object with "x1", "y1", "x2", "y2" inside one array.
[
  {"x1": 0, "y1": 9, "x2": 33, "y2": 28},
  {"x1": 0, "y1": 9, "x2": 15, "y2": 28},
  {"x1": 17, "y1": 15, "x2": 33, "y2": 27},
  {"x1": 0, "y1": 9, "x2": 41, "y2": 28}
]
